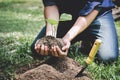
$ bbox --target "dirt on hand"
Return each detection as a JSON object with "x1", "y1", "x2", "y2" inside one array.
[
  {"x1": 35, "y1": 36, "x2": 64, "y2": 50},
  {"x1": 15, "y1": 36, "x2": 92, "y2": 80},
  {"x1": 35, "y1": 36, "x2": 67, "y2": 57}
]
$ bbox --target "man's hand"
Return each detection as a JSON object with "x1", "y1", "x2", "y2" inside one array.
[
  {"x1": 34, "y1": 36, "x2": 70, "y2": 57},
  {"x1": 51, "y1": 39, "x2": 71, "y2": 57},
  {"x1": 35, "y1": 40, "x2": 49, "y2": 56}
]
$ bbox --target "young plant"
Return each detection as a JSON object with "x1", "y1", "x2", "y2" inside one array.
[{"x1": 46, "y1": 13, "x2": 72, "y2": 37}]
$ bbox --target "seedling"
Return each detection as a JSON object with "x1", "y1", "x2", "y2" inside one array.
[{"x1": 46, "y1": 13, "x2": 72, "y2": 37}]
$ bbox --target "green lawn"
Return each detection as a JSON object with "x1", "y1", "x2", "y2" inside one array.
[{"x1": 0, "y1": 0, "x2": 120, "y2": 80}]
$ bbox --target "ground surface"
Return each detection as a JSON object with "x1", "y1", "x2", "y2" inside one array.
[
  {"x1": 15, "y1": 36, "x2": 91, "y2": 80},
  {"x1": 16, "y1": 57, "x2": 91, "y2": 80}
]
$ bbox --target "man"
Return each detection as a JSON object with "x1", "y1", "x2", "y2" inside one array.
[{"x1": 31, "y1": 0, "x2": 119, "y2": 63}]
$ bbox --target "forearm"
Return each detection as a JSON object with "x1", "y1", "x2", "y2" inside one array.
[
  {"x1": 44, "y1": 5, "x2": 59, "y2": 37},
  {"x1": 63, "y1": 10, "x2": 99, "y2": 41}
]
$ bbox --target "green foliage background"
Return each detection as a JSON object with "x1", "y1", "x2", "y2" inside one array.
[{"x1": 0, "y1": 0, "x2": 120, "y2": 80}]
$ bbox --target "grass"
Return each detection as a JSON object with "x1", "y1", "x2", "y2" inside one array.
[{"x1": 0, "y1": 0, "x2": 120, "y2": 80}]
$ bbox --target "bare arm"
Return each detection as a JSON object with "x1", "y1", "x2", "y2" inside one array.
[
  {"x1": 44, "y1": 5, "x2": 59, "y2": 37},
  {"x1": 63, "y1": 10, "x2": 99, "y2": 42},
  {"x1": 50, "y1": 9, "x2": 100, "y2": 57},
  {"x1": 35, "y1": 5, "x2": 59, "y2": 56}
]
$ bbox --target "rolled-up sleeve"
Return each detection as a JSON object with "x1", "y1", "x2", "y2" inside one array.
[
  {"x1": 101, "y1": 0, "x2": 114, "y2": 8},
  {"x1": 79, "y1": 0, "x2": 102, "y2": 16},
  {"x1": 42, "y1": 0, "x2": 56, "y2": 6},
  {"x1": 79, "y1": 0, "x2": 115, "y2": 16}
]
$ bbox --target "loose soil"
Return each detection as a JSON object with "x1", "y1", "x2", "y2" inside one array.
[
  {"x1": 15, "y1": 36, "x2": 92, "y2": 80},
  {"x1": 16, "y1": 57, "x2": 91, "y2": 80}
]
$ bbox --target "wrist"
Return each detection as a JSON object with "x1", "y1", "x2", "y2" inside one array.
[
  {"x1": 46, "y1": 23, "x2": 57, "y2": 37},
  {"x1": 46, "y1": 31, "x2": 52, "y2": 36},
  {"x1": 62, "y1": 37, "x2": 71, "y2": 42}
]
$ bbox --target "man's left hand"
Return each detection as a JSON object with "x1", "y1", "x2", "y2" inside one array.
[{"x1": 50, "y1": 39, "x2": 70, "y2": 57}]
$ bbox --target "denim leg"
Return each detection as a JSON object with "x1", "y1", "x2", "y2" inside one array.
[
  {"x1": 90, "y1": 12, "x2": 119, "y2": 63},
  {"x1": 31, "y1": 27, "x2": 46, "y2": 58}
]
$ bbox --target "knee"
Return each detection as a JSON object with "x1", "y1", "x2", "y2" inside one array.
[{"x1": 97, "y1": 50, "x2": 119, "y2": 64}]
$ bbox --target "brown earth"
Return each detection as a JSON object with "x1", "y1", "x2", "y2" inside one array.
[
  {"x1": 15, "y1": 36, "x2": 92, "y2": 80},
  {"x1": 35, "y1": 36, "x2": 64, "y2": 50},
  {"x1": 16, "y1": 57, "x2": 91, "y2": 80}
]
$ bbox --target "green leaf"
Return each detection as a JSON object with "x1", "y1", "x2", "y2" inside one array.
[
  {"x1": 60, "y1": 13, "x2": 72, "y2": 21},
  {"x1": 46, "y1": 19, "x2": 58, "y2": 26},
  {"x1": 46, "y1": 13, "x2": 72, "y2": 26}
]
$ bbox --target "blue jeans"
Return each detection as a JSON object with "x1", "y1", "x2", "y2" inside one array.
[{"x1": 31, "y1": 11, "x2": 119, "y2": 63}]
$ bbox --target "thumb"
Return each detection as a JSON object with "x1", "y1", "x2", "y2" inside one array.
[{"x1": 62, "y1": 43, "x2": 70, "y2": 51}]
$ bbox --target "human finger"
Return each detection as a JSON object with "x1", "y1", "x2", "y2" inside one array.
[
  {"x1": 35, "y1": 43, "x2": 41, "y2": 54},
  {"x1": 51, "y1": 46, "x2": 59, "y2": 57},
  {"x1": 40, "y1": 44, "x2": 45, "y2": 55},
  {"x1": 56, "y1": 46, "x2": 67, "y2": 57},
  {"x1": 62, "y1": 40, "x2": 70, "y2": 51},
  {"x1": 44, "y1": 45, "x2": 49, "y2": 55}
]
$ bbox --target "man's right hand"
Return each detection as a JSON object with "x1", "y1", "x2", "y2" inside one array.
[
  {"x1": 35, "y1": 40, "x2": 49, "y2": 56},
  {"x1": 34, "y1": 37, "x2": 70, "y2": 58}
]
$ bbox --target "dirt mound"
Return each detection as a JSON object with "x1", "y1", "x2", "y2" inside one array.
[
  {"x1": 15, "y1": 36, "x2": 91, "y2": 80},
  {"x1": 16, "y1": 57, "x2": 91, "y2": 80}
]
